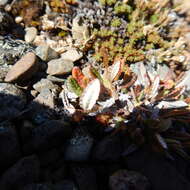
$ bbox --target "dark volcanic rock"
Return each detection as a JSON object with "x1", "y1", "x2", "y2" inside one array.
[
  {"x1": 109, "y1": 170, "x2": 150, "y2": 190},
  {"x1": 64, "y1": 127, "x2": 94, "y2": 161},
  {"x1": 22, "y1": 120, "x2": 73, "y2": 154},
  {"x1": 124, "y1": 146, "x2": 190, "y2": 190},
  {"x1": 0, "y1": 83, "x2": 26, "y2": 121},
  {"x1": 0, "y1": 9, "x2": 14, "y2": 35},
  {"x1": 0, "y1": 122, "x2": 21, "y2": 173},
  {"x1": 0, "y1": 155, "x2": 40, "y2": 190},
  {"x1": 93, "y1": 135, "x2": 122, "y2": 161},
  {"x1": 71, "y1": 165, "x2": 98, "y2": 190}
]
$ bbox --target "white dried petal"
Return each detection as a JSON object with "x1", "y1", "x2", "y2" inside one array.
[
  {"x1": 150, "y1": 75, "x2": 160, "y2": 100},
  {"x1": 80, "y1": 79, "x2": 100, "y2": 111},
  {"x1": 156, "y1": 100, "x2": 188, "y2": 109},
  {"x1": 97, "y1": 97, "x2": 115, "y2": 108},
  {"x1": 108, "y1": 60, "x2": 121, "y2": 81}
]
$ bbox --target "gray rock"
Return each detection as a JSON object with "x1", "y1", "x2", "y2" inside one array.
[
  {"x1": 64, "y1": 127, "x2": 94, "y2": 161},
  {"x1": 0, "y1": 83, "x2": 26, "y2": 121},
  {"x1": 47, "y1": 58, "x2": 73, "y2": 76},
  {"x1": 125, "y1": 146, "x2": 190, "y2": 190},
  {"x1": 33, "y1": 78, "x2": 59, "y2": 93},
  {"x1": 34, "y1": 88, "x2": 56, "y2": 109},
  {"x1": 109, "y1": 170, "x2": 150, "y2": 190},
  {"x1": 0, "y1": 122, "x2": 21, "y2": 172},
  {"x1": 0, "y1": 65, "x2": 10, "y2": 81},
  {"x1": 38, "y1": 148, "x2": 60, "y2": 167},
  {"x1": 21, "y1": 183, "x2": 52, "y2": 190},
  {"x1": 5, "y1": 52, "x2": 38, "y2": 82},
  {"x1": 61, "y1": 49, "x2": 83, "y2": 62},
  {"x1": 0, "y1": 155, "x2": 40, "y2": 190},
  {"x1": 22, "y1": 120, "x2": 73, "y2": 154},
  {"x1": 71, "y1": 165, "x2": 98, "y2": 190},
  {"x1": 54, "y1": 180, "x2": 78, "y2": 190},
  {"x1": 0, "y1": 36, "x2": 34, "y2": 65},
  {"x1": 0, "y1": 0, "x2": 9, "y2": 6},
  {"x1": 93, "y1": 135, "x2": 122, "y2": 161},
  {"x1": 36, "y1": 44, "x2": 59, "y2": 62},
  {"x1": 0, "y1": 9, "x2": 14, "y2": 35}
]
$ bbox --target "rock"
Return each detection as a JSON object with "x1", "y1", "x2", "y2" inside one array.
[
  {"x1": 47, "y1": 75, "x2": 66, "y2": 83},
  {"x1": 21, "y1": 183, "x2": 52, "y2": 190},
  {"x1": 109, "y1": 170, "x2": 150, "y2": 190},
  {"x1": 33, "y1": 78, "x2": 59, "y2": 93},
  {"x1": 51, "y1": 165, "x2": 67, "y2": 182},
  {"x1": 0, "y1": 36, "x2": 34, "y2": 65},
  {"x1": 0, "y1": 0, "x2": 9, "y2": 6},
  {"x1": 22, "y1": 120, "x2": 73, "y2": 154},
  {"x1": 47, "y1": 58, "x2": 73, "y2": 76},
  {"x1": 124, "y1": 146, "x2": 190, "y2": 190},
  {"x1": 93, "y1": 135, "x2": 122, "y2": 161},
  {"x1": 71, "y1": 165, "x2": 98, "y2": 190},
  {"x1": 0, "y1": 9, "x2": 14, "y2": 35},
  {"x1": 0, "y1": 122, "x2": 21, "y2": 172},
  {"x1": 54, "y1": 180, "x2": 78, "y2": 190},
  {"x1": 34, "y1": 88, "x2": 56, "y2": 109},
  {"x1": 64, "y1": 127, "x2": 94, "y2": 161},
  {"x1": 38, "y1": 148, "x2": 60, "y2": 167},
  {"x1": 5, "y1": 52, "x2": 38, "y2": 82},
  {"x1": 0, "y1": 65, "x2": 10, "y2": 81},
  {"x1": 72, "y1": 16, "x2": 89, "y2": 44},
  {"x1": 36, "y1": 44, "x2": 59, "y2": 62},
  {"x1": 0, "y1": 155, "x2": 40, "y2": 190},
  {"x1": 0, "y1": 83, "x2": 26, "y2": 121},
  {"x1": 24, "y1": 27, "x2": 37, "y2": 43},
  {"x1": 61, "y1": 49, "x2": 83, "y2": 62}
]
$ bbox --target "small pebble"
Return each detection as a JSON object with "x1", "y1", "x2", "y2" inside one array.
[
  {"x1": 24, "y1": 27, "x2": 37, "y2": 43},
  {"x1": 47, "y1": 58, "x2": 73, "y2": 76}
]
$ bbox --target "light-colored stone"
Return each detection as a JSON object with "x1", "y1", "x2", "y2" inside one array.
[
  {"x1": 34, "y1": 88, "x2": 55, "y2": 109},
  {"x1": 47, "y1": 58, "x2": 73, "y2": 76},
  {"x1": 0, "y1": 0, "x2": 9, "y2": 6},
  {"x1": 35, "y1": 44, "x2": 59, "y2": 62},
  {"x1": 61, "y1": 49, "x2": 83, "y2": 62},
  {"x1": 33, "y1": 78, "x2": 59, "y2": 93},
  {"x1": 24, "y1": 27, "x2": 37, "y2": 43},
  {"x1": 5, "y1": 52, "x2": 38, "y2": 82}
]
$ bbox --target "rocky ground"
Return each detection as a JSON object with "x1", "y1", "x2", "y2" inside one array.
[{"x1": 1, "y1": 0, "x2": 190, "y2": 190}]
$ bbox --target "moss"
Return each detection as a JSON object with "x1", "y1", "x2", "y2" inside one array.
[
  {"x1": 99, "y1": 0, "x2": 116, "y2": 6},
  {"x1": 150, "y1": 14, "x2": 159, "y2": 24},
  {"x1": 111, "y1": 18, "x2": 122, "y2": 27},
  {"x1": 114, "y1": 2, "x2": 132, "y2": 15}
]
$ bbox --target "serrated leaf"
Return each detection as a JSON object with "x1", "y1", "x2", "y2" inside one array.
[
  {"x1": 80, "y1": 79, "x2": 100, "y2": 110},
  {"x1": 90, "y1": 66, "x2": 103, "y2": 82},
  {"x1": 72, "y1": 66, "x2": 89, "y2": 88},
  {"x1": 66, "y1": 76, "x2": 83, "y2": 96}
]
